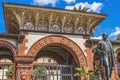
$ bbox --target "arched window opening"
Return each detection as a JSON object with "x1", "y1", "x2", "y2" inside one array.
[{"x1": 0, "y1": 46, "x2": 15, "y2": 80}]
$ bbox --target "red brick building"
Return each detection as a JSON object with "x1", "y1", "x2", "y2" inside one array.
[{"x1": 0, "y1": 2, "x2": 119, "y2": 80}]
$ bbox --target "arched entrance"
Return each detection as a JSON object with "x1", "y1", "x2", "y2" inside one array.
[
  {"x1": 0, "y1": 40, "x2": 16, "y2": 80},
  {"x1": 27, "y1": 35, "x2": 87, "y2": 80},
  {"x1": 28, "y1": 35, "x2": 87, "y2": 66}
]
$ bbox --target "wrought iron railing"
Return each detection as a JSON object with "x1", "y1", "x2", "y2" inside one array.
[{"x1": 31, "y1": 65, "x2": 75, "y2": 80}]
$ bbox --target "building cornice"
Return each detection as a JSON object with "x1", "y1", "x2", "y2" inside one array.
[
  {"x1": 0, "y1": 33, "x2": 25, "y2": 43},
  {"x1": 3, "y1": 2, "x2": 107, "y2": 35},
  {"x1": 3, "y1": 2, "x2": 107, "y2": 17},
  {"x1": 19, "y1": 29, "x2": 90, "y2": 36},
  {"x1": 87, "y1": 39, "x2": 120, "y2": 45}
]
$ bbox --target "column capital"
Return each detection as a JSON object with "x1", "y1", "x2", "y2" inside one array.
[{"x1": 15, "y1": 55, "x2": 34, "y2": 63}]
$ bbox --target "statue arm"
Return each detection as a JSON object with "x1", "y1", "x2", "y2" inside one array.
[{"x1": 96, "y1": 42, "x2": 105, "y2": 55}]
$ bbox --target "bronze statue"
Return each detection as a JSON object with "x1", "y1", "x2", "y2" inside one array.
[{"x1": 96, "y1": 33, "x2": 115, "y2": 80}]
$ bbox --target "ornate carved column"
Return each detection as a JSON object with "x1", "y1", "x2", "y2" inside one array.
[{"x1": 15, "y1": 56, "x2": 34, "y2": 80}]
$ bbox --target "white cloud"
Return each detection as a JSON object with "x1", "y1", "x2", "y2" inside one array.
[
  {"x1": 33, "y1": 0, "x2": 58, "y2": 6},
  {"x1": 64, "y1": 0, "x2": 76, "y2": 4},
  {"x1": 109, "y1": 27, "x2": 120, "y2": 37},
  {"x1": 65, "y1": 2, "x2": 103, "y2": 13},
  {"x1": 91, "y1": 36, "x2": 102, "y2": 39}
]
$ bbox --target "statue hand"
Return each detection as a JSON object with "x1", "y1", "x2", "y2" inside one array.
[{"x1": 103, "y1": 51, "x2": 106, "y2": 54}]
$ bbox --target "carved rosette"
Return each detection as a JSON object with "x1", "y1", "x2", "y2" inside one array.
[
  {"x1": 50, "y1": 23, "x2": 61, "y2": 32},
  {"x1": 75, "y1": 26, "x2": 85, "y2": 34},
  {"x1": 23, "y1": 21, "x2": 35, "y2": 30}
]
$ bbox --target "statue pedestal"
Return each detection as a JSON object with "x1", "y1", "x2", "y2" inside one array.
[
  {"x1": 99, "y1": 66, "x2": 118, "y2": 80},
  {"x1": 112, "y1": 67, "x2": 118, "y2": 80},
  {"x1": 99, "y1": 66, "x2": 106, "y2": 80}
]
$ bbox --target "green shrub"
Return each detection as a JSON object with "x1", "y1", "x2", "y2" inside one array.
[
  {"x1": 116, "y1": 77, "x2": 120, "y2": 80},
  {"x1": 6, "y1": 65, "x2": 14, "y2": 79},
  {"x1": 34, "y1": 67, "x2": 47, "y2": 80},
  {"x1": 74, "y1": 66, "x2": 99, "y2": 80}
]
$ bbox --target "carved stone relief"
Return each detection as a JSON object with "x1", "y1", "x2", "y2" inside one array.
[
  {"x1": 63, "y1": 24, "x2": 74, "y2": 33},
  {"x1": 50, "y1": 23, "x2": 61, "y2": 32},
  {"x1": 19, "y1": 69, "x2": 30, "y2": 80},
  {"x1": 75, "y1": 27, "x2": 85, "y2": 34},
  {"x1": 37, "y1": 22, "x2": 48, "y2": 31},
  {"x1": 23, "y1": 22, "x2": 35, "y2": 30}
]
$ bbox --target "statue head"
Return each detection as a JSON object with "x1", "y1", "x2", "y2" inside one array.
[{"x1": 102, "y1": 33, "x2": 108, "y2": 41}]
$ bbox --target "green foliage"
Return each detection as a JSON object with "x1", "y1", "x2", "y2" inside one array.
[
  {"x1": 74, "y1": 67, "x2": 88, "y2": 78},
  {"x1": 73, "y1": 5, "x2": 89, "y2": 12},
  {"x1": 72, "y1": 5, "x2": 97, "y2": 36},
  {"x1": 82, "y1": 7, "x2": 89, "y2": 12},
  {"x1": 73, "y1": 7, "x2": 77, "y2": 11},
  {"x1": 74, "y1": 66, "x2": 99, "y2": 80},
  {"x1": 90, "y1": 27, "x2": 98, "y2": 37},
  {"x1": 117, "y1": 34, "x2": 120, "y2": 40},
  {"x1": 6, "y1": 65, "x2": 14, "y2": 79},
  {"x1": 88, "y1": 67, "x2": 99, "y2": 80},
  {"x1": 78, "y1": 5, "x2": 82, "y2": 11},
  {"x1": 34, "y1": 67, "x2": 47, "y2": 80},
  {"x1": 116, "y1": 77, "x2": 120, "y2": 80}
]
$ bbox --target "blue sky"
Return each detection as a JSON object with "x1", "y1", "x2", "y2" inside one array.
[{"x1": 0, "y1": 0, "x2": 120, "y2": 40}]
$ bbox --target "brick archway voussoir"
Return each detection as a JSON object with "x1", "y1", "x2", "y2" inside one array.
[
  {"x1": 0, "y1": 40, "x2": 17, "y2": 56},
  {"x1": 27, "y1": 35, "x2": 87, "y2": 67},
  {"x1": 115, "y1": 48, "x2": 120, "y2": 55}
]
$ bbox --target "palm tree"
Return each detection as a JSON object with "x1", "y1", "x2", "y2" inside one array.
[
  {"x1": 73, "y1": 5, "x2": 89, "y2": 12},
  {"x1": 117, "y1": 34, "x2": 120, "y2": 40},
  {"x1": 73, "y1": 5, "x2": 97, "y2": 36},
  {"x1": 73, "y1": 7, "x2": 77, "y2": 11},
  {"x1": 90, "y1": 27, "x2": 98, "y2": 36}
]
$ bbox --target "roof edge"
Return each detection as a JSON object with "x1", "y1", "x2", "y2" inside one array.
[{"x1": 3, "y1": 2, "x2": 107, "y2": 18}]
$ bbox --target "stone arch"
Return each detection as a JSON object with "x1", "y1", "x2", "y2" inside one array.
[
  {"x1": 27, "y1": 35, "x2": 87, "y2": 67},
  {"x1": 0, "y1": 40, "x2": 17, "y2": 61},
  {"x1": 115, "y1": 48, "x2": 120, "y2": 55},
  {"x1": 0, "y1": 40, "x2": 16, "y2": 80},
  {"x1": 115, "y1": 48, "x2": 120, "y2": 62}
]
